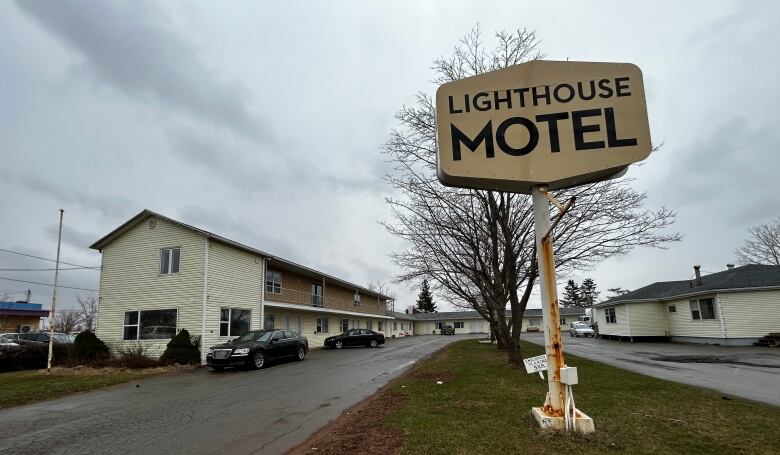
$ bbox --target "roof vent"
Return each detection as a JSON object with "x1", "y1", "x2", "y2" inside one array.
[
  {"x1": 693, "y1": 265, "x2": 702, "y2": 286},
  {"x1": 726, "y1": 263, "x2": 735, "y2": 270}
]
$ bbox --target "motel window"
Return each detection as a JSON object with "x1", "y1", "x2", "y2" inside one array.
[
  {"x1": 605, "y1": 307, "x2": 617, "y2": 324},
  {"x1": 159, "y1": 248, "x2": 180, "y2": 274},
  {"x1": 690, "y1": 298, "x2": 717, "y2": 320},
  {"x1": 220, "y1": 308, "x2": 251, "y2": 337},
  {"x1": 312, "y1": 284, "x2": 323, "y2": 307},
  {"x1": 367, "y1": 321, "x2": 373, "y2": 330},
  {"x1": 340, "y1": 319, "x2": 349, "y2": 333},
  {"x1": 264, "y1": 313, "x2": 275, "y2": 329},
  {"x1": 668, "y1": 305, "x2": 676, "y2": 313},
  {"x1": 436, "y1": 322, "x2": 444, "y2": 330},
  {"x1": 316, "y1": 317, "x2": 329, "y2": 333},
  {"x1": 377, "y1": 321, "x2": 384, "y2": 332},
  {"x1": 265, "y1": 270, "x2": 281, "y2": 294},
  {"x1": 123, "y1": 309, "x2": 177, "y2": 340},
  {"x1": 454, "y1": 321, "x2": 464, "y2": 329},
  {"x1": 393, "y1": 322, "x2": 397, "y2": 331},
  {"x1": 354, "y1": 292, "x2": 361, "y2": 307}
]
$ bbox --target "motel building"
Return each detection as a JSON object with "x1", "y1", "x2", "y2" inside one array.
[
  {"x1": 593, "y1": 264, "x2": 780, "y2": 346},
  {"x1": 393, "y1": 308, "x2": 587, "y2": 335},
  {"x1": 90, "y1": 210, "x2": 398, "y2": 361}
]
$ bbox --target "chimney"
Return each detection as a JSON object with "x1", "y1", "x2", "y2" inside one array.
[
  {"x1": 727, "y1": 263, "x2": 735, "y2": 270},
  {"x1": 693, "y1": 265, "x2": 702, "y2": 286}
]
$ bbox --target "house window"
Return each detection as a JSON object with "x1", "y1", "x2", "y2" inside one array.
[
  {"x1": 454, "y1": 321, "x2": 464, "y2": 329},
  {"x1": 220, "y1": 308, "x2": 251, "y2": 337},
  {"x1": 264, "y1": 313, "x2": 275, "y2": 329},
  {"x1": 312, "y1": 284, "x2": 323, "y2": 307},
  {"x1": 367, "y1": 321, "x2": 373, "y2": 330},
  {"x1": 690, "y1": 298, "x2": 717, "y2": 320},
  {"x1": 123, "y1": 309, "x2": 177, "y2": 340},
  {"x1": 560, "y1": 318, "x2": 567, "y2": 326},
  {"x1": 265, "y1": 270, "x2": 281, "y2": 294},
  {"x1": 668, "y1": 305, "x2": 676, "y2": 313},
  {"x1": 340, "y1": 319, "x2": 349, "y2": 332},
  {"x1": 436, "y1": 322, "x2": 444, "y2": 330},
  {"x1": 159, "y1": 248, "x2": 180, "y2": 274},
  {"x1": 605, "y1": 307, "x2": 617, "y2": 324},
  {"x1": 316, "y1": 317, "x2": 329, "y2": 333}
]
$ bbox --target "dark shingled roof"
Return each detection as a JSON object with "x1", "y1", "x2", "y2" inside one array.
[
  {"x1": 598, "y1": 264, "x2": 780, "y2": 306},
  {"x1": 393, "y1": 307, "x2": 586, "y2": 321}
]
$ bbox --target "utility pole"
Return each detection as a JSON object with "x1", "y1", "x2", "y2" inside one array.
[{"x1": 47, "y1": 209, "x2": 64, "y2": 374}]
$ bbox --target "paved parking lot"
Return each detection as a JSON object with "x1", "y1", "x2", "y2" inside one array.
[
  {"x1": 525, "y1": 332, "x2": 780, "y2": 406},
  {"x1": 0, "y1": 334, "x2": 477, "y2": 455}
]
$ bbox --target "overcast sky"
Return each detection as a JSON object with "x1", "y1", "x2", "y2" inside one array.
[{"x1": 1, "y1": 0, "x2": 778, "y2": 313}]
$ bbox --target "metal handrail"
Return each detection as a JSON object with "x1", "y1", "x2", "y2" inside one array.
[{"x1": 264, "y1": 286, "x2": 388, "y2": 315}]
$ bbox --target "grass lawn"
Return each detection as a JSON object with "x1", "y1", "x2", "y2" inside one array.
[
  {"x1": 385, "y1": 340, "x2": 780, "y2": 455},
  {"x1": 0, "y1": 367, "x2": 165, "y2": 409}
]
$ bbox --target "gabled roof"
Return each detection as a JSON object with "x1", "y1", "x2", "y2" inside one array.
[
  {"x1": 597, "y1": 264, "x2": 780, "y2": 307},
  {"x1": 393, "y1": 307, "x2": 586, "y2": 321},
  {"x1": 89, "y1": 209, "x2": 393, "y2": 301}
]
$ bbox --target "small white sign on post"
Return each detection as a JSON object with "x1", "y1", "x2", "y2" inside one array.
[{"x1": 523, "y1": 354, "x2": 548, "y2": 379}]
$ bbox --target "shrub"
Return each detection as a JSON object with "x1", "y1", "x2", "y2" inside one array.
[
  {"x1": 159, "y1": 329, "x2": 200, "y2": 365},
  {"x1": 0, "y1": 342, "x2": 46, "y2": 372},
  {"x1": 73, "y1": 331, "x2": 110, "y2": 364},
  {"x1": 110, "y1": 342, "x2": 159, "y2": 369}
]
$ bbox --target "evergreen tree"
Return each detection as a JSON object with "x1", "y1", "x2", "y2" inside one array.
[
  {"x1": 579, "y1": 278, "x2": 600, "y2": 307},
  {"x1": 416, "y1": 279, "x2": 437, "y2": 313},
  {"x1": 607, "y1": 287, "x2": 630, "y2": 299},
  {"x1": 561, "y1": 280, "x2": 580, "y2": 307}
]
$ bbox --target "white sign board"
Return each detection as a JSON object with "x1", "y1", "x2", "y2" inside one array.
[{"x1": 523, "y1": 354, "x2": 548, "y2": 375}]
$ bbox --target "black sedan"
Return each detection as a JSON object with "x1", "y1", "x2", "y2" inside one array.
[
  {"x1": 324, "y1": 329, "x2": 385, "y2": 349},
  {"x1": 207, "y1": 329, "x2": 308, "y2": 371}
]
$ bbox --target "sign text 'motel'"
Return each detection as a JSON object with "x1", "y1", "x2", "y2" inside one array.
[{"x1": 436, "y1": 61, "x2": 652, "y2": 193}]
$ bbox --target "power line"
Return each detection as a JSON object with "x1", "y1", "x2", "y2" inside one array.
[
  {"x1": 0, "y1": 276, "x2": 98, "y2": 292},
  {"x1": 0, "y1": 248, "x2": 101, "y2": 270}
]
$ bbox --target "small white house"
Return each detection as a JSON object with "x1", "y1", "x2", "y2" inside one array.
[{"x1": 593, "y1": 264, "x2": 780, "y2": 346}]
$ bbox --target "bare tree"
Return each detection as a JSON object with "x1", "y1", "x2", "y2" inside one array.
[
  {"x1": 383, "y1": 26, "x2": 680, "y2": 364},
  {"x1": 53, "y1": 310, "x2": 81, "y2": 333},
  {"x1": 735, "y1": 217, "x2": 780, "y2": 267},
  {"x1": 76, "y1": 292, "x2": 99, "y2": 331},
  {"x1": 368, "y1": 281, "x2": 395, "y2": 315}
]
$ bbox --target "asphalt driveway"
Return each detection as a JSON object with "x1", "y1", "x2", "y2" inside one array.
[
  {"x1": 0, "y1": 334, "x2": 477, "y2": 455},
  {"x1": 525, "y1": 332, "x2": 780, "y2": 406}
]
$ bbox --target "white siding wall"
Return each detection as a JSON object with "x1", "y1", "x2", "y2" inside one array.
[
  {"x1": 204, "y1": 240, "x2": 263, "y2": 350},
  {"x1": 623, "y1": 302, "x2": 666, "y2": 336},
  {"x1": 96, "y1": 218, "x2": 204, "y2": 357},
  {"x1": 595, "y1": 304, "x2": 631, "y2": 337},
  {"x1": 719, "y1": 290, "x2": 780, "y2": 339},
  {"x1": 665, "y1": 296, "x2": 723, "y2": 338}
]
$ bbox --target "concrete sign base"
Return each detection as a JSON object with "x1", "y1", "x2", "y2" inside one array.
[{"x1": 531, "y1": 407, "x2": 595, "y2": 434}]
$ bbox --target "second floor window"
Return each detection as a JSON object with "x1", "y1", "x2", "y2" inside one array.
[
  {"x1": 312, "y1": 284, "x2": 323, "y2": 307},
  {"x1": 159, "y1": 248, "x2": 180, "y2": 274},
  {"x1": 265, "y1": 270, "x2": 281, "y2": 294}
]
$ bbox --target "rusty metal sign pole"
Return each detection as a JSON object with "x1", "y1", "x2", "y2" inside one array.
[{"x1": 531, "y1": 185, "x2": 566, "y2": 415}]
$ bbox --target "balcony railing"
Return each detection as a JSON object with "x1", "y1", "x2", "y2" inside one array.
[{"x1": 264, "y1": 286, "x2": 387, "y2": 315}]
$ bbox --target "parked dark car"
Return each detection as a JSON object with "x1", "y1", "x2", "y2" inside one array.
[
  {"x1": 324, "y1": 329, "x2": 385, "y2": 349},
  {"x1": 206, "y1": 329, "x2": 308, "y2": 371},
  {"x1": 17, "y1": 332, "x2": 75, "y2": 344},
  {"x1": 440, "y1": 325, "x2": 455, "y2": 335}
]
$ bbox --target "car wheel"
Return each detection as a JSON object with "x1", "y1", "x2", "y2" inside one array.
[
  {"x1": 252, "y1": 351, "x2": 266, "y2": 369},
  {"x1": 296, "y1": 346, "x2": 306, "y2": 361},
  {"x1": 335, "y1": 340, "x2": 343, "y2": 349},
  {"x1": 210, "y1": 366, "x2": 225, "y2": 372},
  {"x1": 370, "y1": 339, "x2": 378, "y2": 348}
]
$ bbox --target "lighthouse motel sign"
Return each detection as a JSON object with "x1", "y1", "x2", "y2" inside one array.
[{"x1": 436, "y1": 61, "x2": 652, "y2": 193}]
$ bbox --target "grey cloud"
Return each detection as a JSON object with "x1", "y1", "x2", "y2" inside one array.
[
  {"x1": 44, "y1": 224, "x2": 101, "y2": 251},
  {"x1": 16, "y1": 0, "x2": 274, "y2": 143},
  {"x1": 0, "y1": 172, "x2": 131, "y2": 218}
]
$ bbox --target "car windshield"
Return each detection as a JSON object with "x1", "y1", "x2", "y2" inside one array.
[{"x1": 234, "y1": 330, "x2": 272, "y2": 342}]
